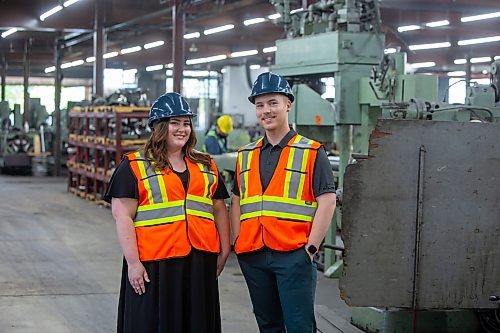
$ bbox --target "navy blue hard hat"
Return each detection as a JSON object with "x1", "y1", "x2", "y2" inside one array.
[
  {"x1": 248, "y1": 72, "x2": 294, "y2": 104},
  {"x1": 148, "y1": 92, "x2": 196, "y2": 129}
]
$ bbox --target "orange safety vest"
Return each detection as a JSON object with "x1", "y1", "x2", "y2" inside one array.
[
  {"x1": 126, "y1": 151, "x2": 220, "y2": 261},
  {"x1": 234, "y1": 134, "x2": 321, "y2": 254}
]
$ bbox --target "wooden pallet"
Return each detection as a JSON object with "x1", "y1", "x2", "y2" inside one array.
[
  {"x1": 96, "y1": 167, "x2": 106, "y2": 175},
  {"x1": 95, "y1": 200, "x2": 111, "y2": 209},
  {"x1": 86, "y1": 193, "x2": 96, "y2": 201}
]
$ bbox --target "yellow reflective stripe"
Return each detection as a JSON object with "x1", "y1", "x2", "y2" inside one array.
[
  {"x1": 154, "y1": 169, "x2": 168, "y2": 201},
  {"x1": 134, "y1": 215, "x2": 185, "y2": 227},
  {"x1": 240, "y1": 211, "x2": 262, "y2": 220},
  {"x1": 240, "y1": 195, "x2": 262, "y2": 205},
  {"x1": 244, "y1": 150, "x2": 253, "y2": 198},
  {"x1": 262, "y1": 195, "x2": 318, "y2": 208},
  {"x1": 186, "y1": 194, "x2": 212, "y2": 205},
  {"x1": 186, "y1": 209, "x2": 214, "y2": 220},
  {"x1": 198, "y1": 163, "x2": 210, "y2": 198},
  {"x1": 136, "y1": 200, "x2": 185, "y2": 212},
  {"x1": 262, "y1": 210, "x2": 313, "y2": 222},
  {"x1": 136, "y1": 158, "x2": 156, "y2": 205},
  {"x1": 295, "y1": 140, "x2": 312, "y2": 199}
]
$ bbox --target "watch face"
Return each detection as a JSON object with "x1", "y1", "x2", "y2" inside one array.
[{"x1": 307, "y1": 245, "x2": 317, "y2": 254}]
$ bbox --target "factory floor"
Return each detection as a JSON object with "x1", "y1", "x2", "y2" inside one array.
[{"x1": 0, "y1": 175, "x2": 362, "y2": 333}]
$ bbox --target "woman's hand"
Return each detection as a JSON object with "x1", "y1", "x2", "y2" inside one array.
[
  {"x1": 128, "y1": 261, "x2": 150, "y2": 295},
  {"x1": 216, "y1": 250, "x2": 230, "y2": 277}
]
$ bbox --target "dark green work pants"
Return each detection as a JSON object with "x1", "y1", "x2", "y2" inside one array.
[{"x1": 237, "y1": 247, "x2": 317, "y2": 333}]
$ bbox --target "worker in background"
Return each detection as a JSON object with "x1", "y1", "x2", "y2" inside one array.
[
  {"x1": 204, "y1": 114, "x2": 233, "y2": 155},
  {"x1": 105, "y1": 92, "x2": 230, "y2": 333},
  {"x1": 230, "y1": 72, "x2": 337, "y2": 333}
]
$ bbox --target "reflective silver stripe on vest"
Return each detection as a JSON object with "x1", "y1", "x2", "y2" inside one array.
[
  {"x1": 239, "y1": 140, "x2": 259, "y2": 198},
  {"x1": 135, "y1": 152, "x2": 164, "y2": 204},
  {"x1": 135, "y1": 205, "x2": 185, "y2": 223},
  {"x1": 186, "y1": 199, "x2": 214, "y2": 216},
  {"x1": 199, "y1": 164, "x2": 216, "y2": 198},
  {"x1": 240, "y1": 199, "x2": 316, "y2": 222},
  {"x1": 287, "y1": 136, "x2": 312, "y2": 199}
]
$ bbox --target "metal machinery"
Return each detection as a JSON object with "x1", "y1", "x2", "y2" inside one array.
[
  {"x1": 0, "y1": 99, "x2": 53, "y2": 173},
  {"x1": 269, "y1": 0, "x2": 500, "y2": 332}
]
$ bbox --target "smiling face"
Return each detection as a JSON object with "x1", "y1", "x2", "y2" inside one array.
[
  {"x1": 165, "y1": 116, "x2": 192, "y2": 152},
  {"x1": 254, "y1": 93, "x2": 291, "y2": 134}
]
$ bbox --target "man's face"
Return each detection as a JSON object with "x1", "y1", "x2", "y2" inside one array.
[{"x1": 254, "y1": 94, "x2": 291, "y2": 132}]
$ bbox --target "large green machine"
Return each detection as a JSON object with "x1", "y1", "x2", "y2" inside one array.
[{"x1": 269, "y1": 0, "x2": 500, "y2": 332}]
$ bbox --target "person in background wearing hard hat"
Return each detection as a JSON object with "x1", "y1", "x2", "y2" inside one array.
[
  {"x1": 230, "y1": 72, "x2": 337, "y2": 333},
  {"x1": 203, "y1": 114, "x2": 234, "y2": 155},
  {"x1": 105, "y1": 92, "x2": 230, "y2": 333}
]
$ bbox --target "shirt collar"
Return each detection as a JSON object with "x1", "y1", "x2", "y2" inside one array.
[{"x1": 262, "y1": 128, "x2": 297, "y2": 149}]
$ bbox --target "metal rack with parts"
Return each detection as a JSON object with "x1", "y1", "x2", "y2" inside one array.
[{"x1": 67, "y1": 106, "x2": 150, "y2": 206}]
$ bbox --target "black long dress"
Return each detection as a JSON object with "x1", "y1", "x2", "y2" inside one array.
[{"x1": 105, "y1": 159, "x2": 229, "y2": 333}]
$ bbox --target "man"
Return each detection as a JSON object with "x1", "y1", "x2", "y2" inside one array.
[
  {"x1": 204, "y1": 114, "x2": 233, "y2": 155},
  {"x1": 230, "y1": 72, "x2": 336, "y2": 333}
]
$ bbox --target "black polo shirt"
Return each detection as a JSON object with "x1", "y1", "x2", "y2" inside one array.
[{"x1": 232, "y1": 129, "x2": 335, "y2": 198}]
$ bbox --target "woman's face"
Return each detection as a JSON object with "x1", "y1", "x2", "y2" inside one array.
[{"x1": 166, "y1": 116, "x2": 192, "y2": 152}]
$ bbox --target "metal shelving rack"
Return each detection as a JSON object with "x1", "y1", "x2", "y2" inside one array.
[{"x1": 67, "y1": 106, "x2": 150, "y2": 206}]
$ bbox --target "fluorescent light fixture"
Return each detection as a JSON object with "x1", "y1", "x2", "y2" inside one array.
[
  {"x1": 290, "y1": 8, "x2": 304, "y2": 15},
  {"x1": 44, "y1": 66, "x2": 56, "y2": 73},
  {"x1": 63, "y1": 0, "x2": 81, "y2": 7},
  {"x1": 123, "y1": 68, "x2": 137, "y2": 74},
  {"x1": 204, "y1": 24, "x2": 234, "y2": 35},
  {"x1": 244, "y1": 18, "x2": 266, "y2": 26},
  {"x1": 384, "y1": 48, "x2": 397, "y2": 54},
  {"x1": 166, "y1": 63, "x2": 174, "y2": 68},
  {"x1": 249, "y1": 64, "x2": 261, "y2": 70},
  {"x1": 86, "y1": 56, "x2": 95, "y2": 63},
  {"x1": 267, "y1": 13, "x2": 281, "y2": 20},
  {"x1": 186, "y1": 54, "x2": 227, "y2": 65},
  {"x1": 120, "y1": 46, "x2": 141, "y2": 54},
  {"x1": 40, "y1": 5, "x2": 63, "y2": 21},
  {"x1": 461, "y1": 11, "x2": 500, "y2": 23},
  {"x1": 397, "y1": 25, "x2": 421, "y2": 32},
  {"x1": 470, "y1": 56, "x2": 492, "y2": 63},
  {"x1": 144, "y1": 40, "x2": 165, "y2": 49},
  {"x1": 495, "y1": 56, "x2": 500, "y2": 60},
  {"x1": 458, "y1": 35, "x2": 500, "y2": 46},
  {"x1": 61, "y1": 59, "x2": 84, "y2": 69},
  {"x1": 1, "y1": 28, "x2": 18, "y2": 38},
  {"x1": 408, "y1": 42, "x2": 451, "y2": 51},
  {"x1": 231, "y1": 50, "x2": 258, "y2": 58},
  {"x1": 184, "y1": 32, "x2": 200, "y2": 39},
  {"x1": 454, "y1": 59, "x2": 467, "y2": 64},
  {"x1": 410, "y1": 61, "x2": 436, "y2": 69},
  {"x1": 146, "y1": 65, "x2": 164, "y2": 72},
  {"x1": 425, "y1": 20, "x2": 449, "y2": 27},
  {"x1": 166, "y1": 69, "x2": 173, "y2": 76},
  {"x1": 263, "y1": 46, "x2": 277, "y2": 53},
  {"x1": 482, "y1": 69, "x2": 489, "y2": 75},
  {"x1": 103, "y1": 51, "x2": 119, "y2": 59},
  {"x1": 447, "y1": 71, "x2": 466, "y2": 77}
]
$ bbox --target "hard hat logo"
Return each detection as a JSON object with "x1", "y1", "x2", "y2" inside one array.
[
  {"x1": 148, "y1": 92, "x2": 196, "y2": 129},
  {"x1": 217, "y1": 115, "x2": 234, "y2": 135},
  {"x1": 248, "y1": 71, "x2": 295, "y2": 104}
]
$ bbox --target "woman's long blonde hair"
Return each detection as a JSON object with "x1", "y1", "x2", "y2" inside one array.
[{"x1": 143, "y1": 119, "x2": 212, "y2": 171}]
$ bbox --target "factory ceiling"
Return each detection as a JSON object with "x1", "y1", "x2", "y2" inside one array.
[{"x1": 0, "y1": 0, "x2": 499, "y2": 78}]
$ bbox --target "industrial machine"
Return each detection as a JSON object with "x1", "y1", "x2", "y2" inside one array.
[
  {"x1": 269, "y1": 0, "x2": 500, "y2": 332},
  {"x1": 0, "y1": 99, "x2": 52, "y2": 174}
]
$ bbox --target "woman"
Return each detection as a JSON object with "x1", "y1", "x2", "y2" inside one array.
[{"x1": 105, "y1": 92, "x2": 231, "y2": 333}]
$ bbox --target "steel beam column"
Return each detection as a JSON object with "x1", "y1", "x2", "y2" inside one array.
[
  {"x1": 1, "y1": 55, "x2": 6, "y2": 101},
  {"x1": 172, "y1": 0, "x2": 184, "y2": 93},
  {"x1": 23, "y1": 39, "x2": 30, "y2": 126},
  {"x1": 54, "y1": 36, "x2": 63, "y2": 177},
  {"x1": 93, "y1": 0, "x2": 105, "y2": 97}
]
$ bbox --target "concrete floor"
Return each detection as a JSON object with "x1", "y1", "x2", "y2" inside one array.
[{"x1": 0, "y1": 175, "x2": 360, "y2": 333}]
